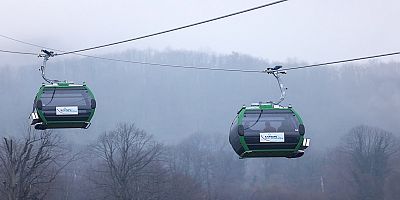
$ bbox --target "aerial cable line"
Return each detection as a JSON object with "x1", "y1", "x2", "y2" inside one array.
[
  {"x1": 281, "y1": 51, "x2": 400, "y2": 71},
  {"x1": 0, "y1": 34, "x2": 62, "y2": 52},
  {"x1": 83, "y1": 50, "x2": 400, "y2": 73},
  {"x1": 72, "y1": 53, "x2": 263, "y2": 73},
  {"x1": 55, "y1": 0, "x2": 289, "y2": 56},
  {"x1": 70, "y1": 50, "x2": 400, "y2": 73},
  {"x1": 0, "y1": 49, "x2": 37, "y2": 55},
  {"x1": 1, "y1": 34, "x2": 263, "y2": 72},
  {"x1": 1, "y1": 34, "x2": 399, "y2": 73}
]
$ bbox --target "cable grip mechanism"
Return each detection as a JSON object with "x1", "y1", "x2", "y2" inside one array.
[
  {"x1": 263, "y1": 66, "x2": 287, "y2": 105},
  {"x1": 38, "y1": 49, "x2": 59, "y2": 84}
]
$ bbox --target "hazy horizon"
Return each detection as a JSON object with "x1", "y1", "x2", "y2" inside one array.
[{"x1": 1, "y1": 0, "x2": 400, "y2": 67}]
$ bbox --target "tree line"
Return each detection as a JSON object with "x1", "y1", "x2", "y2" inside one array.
[{"x1": 0, "y1": 123, "x2": 399, "y2": 200}]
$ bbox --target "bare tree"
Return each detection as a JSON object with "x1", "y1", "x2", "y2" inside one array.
[
  {"x1": 327, "y1": 125, "x2": 399, "y2": 200},
  {"x1": 383, "y1": 156, "x2": 400, "y2": 200},
  {"x1": 168, "y1": 132, "x2": 245, "y2": 200},
  {"x1": 44, "y1": 144, "x2": 90, "y2": 200},
  {"x1": 0, "y1": 130, "x2": 74, "y2": 200},
  {"x1": 164, "y1": 170, "x2": 204, "y2": 200},
  {"x1": 90, "y1": 123, "x2": 162, "y2": 200}
]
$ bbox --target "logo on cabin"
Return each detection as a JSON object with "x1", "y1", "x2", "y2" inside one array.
[
  {"x1": 260, "y1": 132, "x2": 285, "y2": 143},
  {"x1": 56, "y1": 106, "x2": 79, "y2": 115}
]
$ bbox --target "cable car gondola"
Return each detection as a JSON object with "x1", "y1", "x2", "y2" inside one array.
[
  {"x1": 229, "y1": 103, "x2": 309, "y2": 158},
  {"x1": 30, "y1": 82, "x2": 96, "y2": 130},
  {"x1": 229, "y1": 66, "x2": 310, "y2": 158},
  {"x1": 30, "y1": 50, "x2": 96, "y2": 130}
]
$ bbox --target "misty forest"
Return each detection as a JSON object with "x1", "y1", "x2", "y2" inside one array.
[{"x1": 0, "y1": 49, "x2": 400, "y2": 200}]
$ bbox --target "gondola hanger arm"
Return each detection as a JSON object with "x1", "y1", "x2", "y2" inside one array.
[
  {"x1": 263, "y1": 66, "x2": 287, "y2": 105},
  {"x1": 38, "y1": 49, "x2": 60, "y2": 84}
]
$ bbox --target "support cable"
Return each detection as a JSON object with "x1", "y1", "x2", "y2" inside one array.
[{"x1": 55, "y1": 0, "x2": 289, "y2": 55}]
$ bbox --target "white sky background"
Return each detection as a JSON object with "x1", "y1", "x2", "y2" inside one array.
[{"x1": 1, "y1": 0, "x2": 400, "y2": 67}]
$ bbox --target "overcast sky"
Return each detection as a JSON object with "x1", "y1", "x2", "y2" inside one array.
[{"x1": 1, "y1": 0, "x2": 400, "y2": 67}]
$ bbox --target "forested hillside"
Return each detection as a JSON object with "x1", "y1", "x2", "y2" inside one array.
[{"x1": 0, "y1": 49, "x2": 399, "y2": 199}]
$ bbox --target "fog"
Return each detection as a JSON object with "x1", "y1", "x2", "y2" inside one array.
[
  {"x1": 1, "y1": 1, "x2": 400, "y2": 199},
  {"x1": 1, "y1": 48, "x2": 399, "y2": 144},
  {"x1": 1, "y1": 0, "x2": 400, "y2": 66}
]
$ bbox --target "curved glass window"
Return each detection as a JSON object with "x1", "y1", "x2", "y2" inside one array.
[
  {"x1": 40, "y1": 87, "x2": 90, "y2": 107},
  {"x1": 243, "y1": 110, "x2": 299, "y2": 132}
]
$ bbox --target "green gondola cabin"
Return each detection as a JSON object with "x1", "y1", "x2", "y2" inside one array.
[
  {"x1": 31, "y1": 82, "x2": 96, "y2": 130},
  {"x1": 229, "y1": 103, "x2": 310, "y2": 158}
]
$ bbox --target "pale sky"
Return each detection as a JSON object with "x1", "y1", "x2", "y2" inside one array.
[{"x1": 1, "y1": 0, "x2": 400, "y2": 66}]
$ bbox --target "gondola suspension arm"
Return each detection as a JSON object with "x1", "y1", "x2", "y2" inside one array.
[
  {"x1": 39, "y1": 49, "x2": 60, "y2": 84},
  {"x1": 264, "y1": 66, "x2": 287, "y2": 105}
]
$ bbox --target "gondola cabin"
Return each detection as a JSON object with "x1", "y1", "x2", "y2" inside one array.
[
  {"x1": 229, "y1": 103, "x2": 310, "y2": 158},
  {"x1": 31, "y1": 82, "x2": 96, "y2": 130}
]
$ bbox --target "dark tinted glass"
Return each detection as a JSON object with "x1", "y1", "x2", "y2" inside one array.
[
  {"x1": 40, "y1": 87, "x2": 90, "y2": 107},
  {"x1": 243, "y1": 110, "x2": 299, "y2": 132}
]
